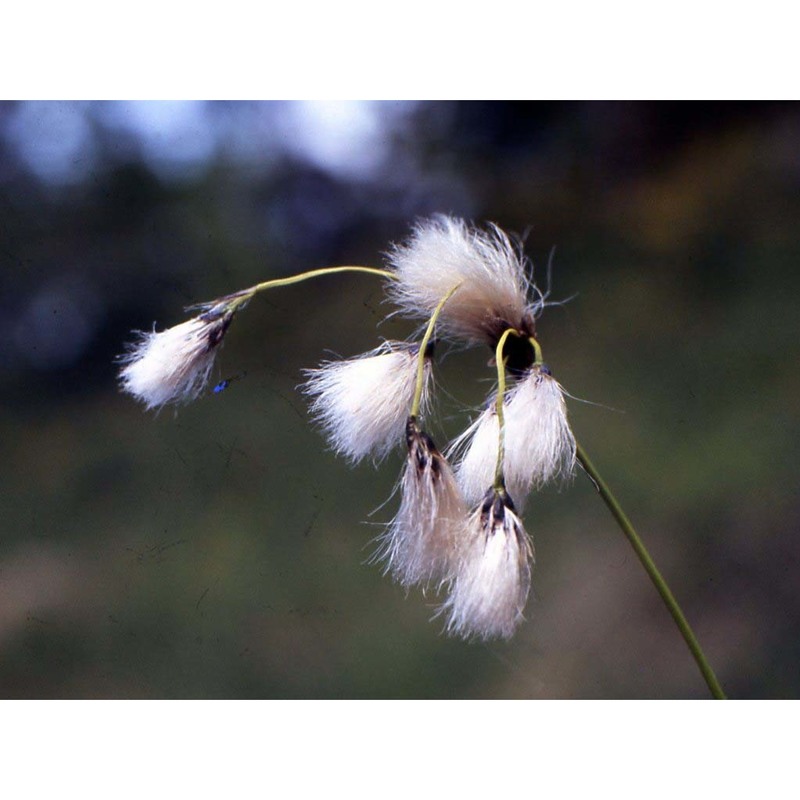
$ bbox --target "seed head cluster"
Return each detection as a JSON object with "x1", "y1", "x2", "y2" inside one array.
[{"x1": 118, "y1": 216, "x2": 576, "y2": 642}]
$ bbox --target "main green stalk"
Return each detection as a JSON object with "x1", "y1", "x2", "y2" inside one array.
[
  {"x1": 493, "y1": 328, "x2": 725, "y2": 698},
  {"x1": 576, "y1": 443, "x2": 726, "y2": 699}
]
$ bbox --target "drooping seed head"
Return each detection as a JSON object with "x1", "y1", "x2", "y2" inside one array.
[
  {"x1": 440, "y1": 487, "x2": 534, "y2": 642},
  {"x1": 386, "y1": 216, "x2": 542, "y2": 350},
  {"x1": 118, "y1": 304, "x2": 237, "y2": 411},
  {"x1": 452, "y1": 364, "x2": 576, "y2": 507},
  {"x1": 373, "y1": 416, "x2": 469, "y2": 589},
  {"x1": 302, "y1": 341, "x2": 431, "y2": 465}
]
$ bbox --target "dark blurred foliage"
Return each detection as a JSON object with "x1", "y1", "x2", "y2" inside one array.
[{"x1": 1, "y1": 101, "x2": 798, "y2": 698}]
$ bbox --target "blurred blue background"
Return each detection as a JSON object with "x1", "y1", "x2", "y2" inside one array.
[{"x1": 1, "y1": 101, "x2": 797, "y2": 698}]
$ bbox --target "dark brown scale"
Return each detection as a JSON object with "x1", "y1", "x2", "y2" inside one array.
[
  {"x1": 419, "y1": 429, "x2": 439, "y2": 457},
  {"x1": 479, "y1": 486, "x2": 518, "y2": 534},
  {"x1": 491, "y1": 493, "x2": 507, "y2": 523},
  {"x1": 484, "y1": 310, "x2": 536, "y2": 343},
  {"x1": 195, "y1": 288, "x2": 252, "y2": 319},
  {"x1": 204, "y1": 312, "x2": 234, "y2": 351},
  {"x1": 479, "y1": 496, "x2": 493, "y2": 528},
  {"x1": 406, "y1": 416, "x2": 444, "y2": 478},
  {"x1": 405, "y1": 416, "x2": 419, "y2": 450},
  {"x1": 479, "y1": 488, "x2": 502, "y2": 529}
]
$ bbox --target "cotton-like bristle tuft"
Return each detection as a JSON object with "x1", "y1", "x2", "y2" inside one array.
[
  {"x1": 386, "y1": 216, "x2": 538, "y2": 345},
  {"x1": 374, "y1": 417, "x2": 468, "y2": 589},
  {"x1": 450, "y1": 407, "x2": 505, "y2": 505},
  {"x1": 302, "y1": 342, "x2": 430, "y2": 465},
  {"x1": 118, "y1": 312, "x2": 234, "y2": 411},
  {"x1": 440, "y1": 489, "x2": 533, "y2": 641},
  {"x1": 453, "y1": 364, "x2": 576, "y2": 507}
]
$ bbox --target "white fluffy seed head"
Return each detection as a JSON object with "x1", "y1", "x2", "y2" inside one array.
[
  {"x1": 373, "y1": 417, "x2": 469, "y2": 589},
  {"x1": 118, "y1": 311, "x2": 234, "y2": 411},
  {"x1": 452, "y1": 364, "x2": 576, "y2": 507},
  {"x1": 440, "y1": 489, "x2": 534, "y2": 642},
  {"x1": 386, "y1": 216, "x2": 539, "y2": 346},
  {"x1": 302, "y1": 342, "x2": 431, "y2": 465}
]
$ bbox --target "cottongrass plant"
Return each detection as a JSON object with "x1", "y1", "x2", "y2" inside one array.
[{"x1": 119, "y1": 215, "x2": 726, "y2": 697}]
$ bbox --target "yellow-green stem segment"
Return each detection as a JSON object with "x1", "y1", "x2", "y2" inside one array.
[
  {"x1": 576, "y1": 442, "x2": 727, "y2": 699},
  {"x1": 249, "y1": 266, "x2": 394, "y2": 297},
  {"x1": 208, "y1": 266, "x2": 394, "y2": 316},
  {"x1": 492, "y1": 331, "x2": 545, "y2": 488},
  {"x1": 528, "y1": 335, "x2": 544, "y2": 366},
  {"x1": 410, "y1": 284, "x2": 462, "y2": 418},
  {"x1": 493, "y1": 328, "x2": 519, "y2": 489}
]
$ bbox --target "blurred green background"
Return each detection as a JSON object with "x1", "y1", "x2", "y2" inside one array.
[{"x1": 1, "y1": 101, "x2": 797, "y2": 698}]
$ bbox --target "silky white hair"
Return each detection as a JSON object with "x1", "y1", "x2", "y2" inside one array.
[
  {"x1": 118, "y1": 315, "x2": 230, "y2": 411},
  {"x1": 386, "y1": 216, "x2": 540, "y2": 345},
  {"x1": 374, "y1": 418, "x2": 468, "y2": 589},
  {"x1": 302, "y1": 342, "x2": 430, "y2": 465},
  {"x1": 452, "y1": 365, "x2": 576, "y2": 507},
  {"x1": 440, "y1": 489, "x2": 533, "y2": 641}
]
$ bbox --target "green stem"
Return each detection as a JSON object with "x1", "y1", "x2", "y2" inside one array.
[
  {"x1": 528, "y1": 335, "x2": 544, "y2": 366},
  {"x1": 576, "y1": 442, "x2": 726, "y2": 699},
  {"x1": 206, "y1": 265, "x2": 394, "y2": 316},
  {"x1": 493, "y1": 331, "x2": 547, "y2": 489},
  {"x1": 410, "y1": 283, "x2": 462, "y2": 418},
  {"x1": 493, "y1": 328, "x2": 520, "y2": 489},
  {"x1": 250, "y1": 265, "x2": 394, "y2": 296},
  {"x1": 201, "y1": 266, "x2": 394, "y2": 317}
]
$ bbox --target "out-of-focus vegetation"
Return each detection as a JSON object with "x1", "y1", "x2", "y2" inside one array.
[{"x1": 1, "y1": 101, "x2": 797, "y2": 698}]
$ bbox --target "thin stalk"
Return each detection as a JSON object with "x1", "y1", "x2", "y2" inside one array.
[
  {"x1": 528, "y1": 335, "x2": 544, "y2": 366},
  {"x1": 576, "y1": 442, "x2": 727, "y2": 700},
  {"x1": 493, "y1": 328, "x2": 520, "y2": 489},
  {"x1": 410, "y1": 283, "x2": 462, "y2": 418},
  {"x1": 250, "y1": 265, "x2": 395, "y2": 295},
  {"x1": 210, "y1": 266, "x2": 395, "y2": 314},
  {"x1": 493, "y1": 331, "x2": 546, "y2": 488}
]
